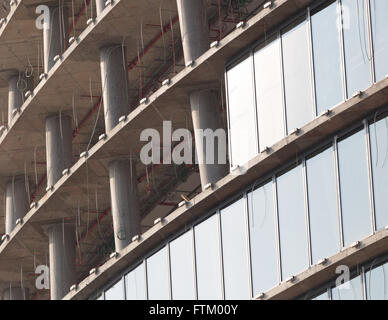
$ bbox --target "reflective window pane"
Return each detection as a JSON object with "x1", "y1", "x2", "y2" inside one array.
[
  {"x1": 338, "y1": 129, "x2": 372, "y2": 246},
  {"x1": 146, "y1": 246, "x2": 170, "y2": 300},
  {"x1": 331, "y1": 274, "x2": 364, "y2": 300},
  {"x1": 277, "y1": 165, "x2": 309, "y2": 279},
  {"x1": 254, "y1": 36, "x2": 285, "y2": 150},
  {"x1": 312, "y1": 289, "x2": 330, "y2": 300},
  {"x1": 282, "y1": 18, "x2": 314, "y2": 131},
  {"x1": 369, "y1": 117, "x2": 388, "y2": 230},
  {"x1": 105, "y1": 278, "x2": 124, "y2": 300},
  {"x1": 194, "y1": 214, "x2": 223, "y2": 299},
  {"x1": 125, "y1": 263, "x2": 146, "y2": 300},
  {"x1": 220, "y1": 198, "x2": 250, "y2": 299},
  {"x1": 248, "y1": 181, "x2": 279, "y2": 294},
  {"x1": 342, "y1": 0, "x2": 372, "y2": 96},
  {"x1": 365, "y1": 262, "x2": 388, "y2": 299},
  {"x1": 370, "y1": 0, "x2": 388, "y2": 82},
  {"x1": 311, "y1": 1, "x2": 344, "y2": 114},
  {"x1": 307, "y1": 147, "x2": 340, "y2": 263},
  {"x1": 170, "y1": 231, "x2": 196, "y2": 300},
  {"x1": 227, "y1": 55, "x2": 258, "y2": 167}
]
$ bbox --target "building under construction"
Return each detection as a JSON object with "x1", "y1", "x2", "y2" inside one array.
[{"x1": 0, "y1": 0, "x2": 388, "y2": 300}]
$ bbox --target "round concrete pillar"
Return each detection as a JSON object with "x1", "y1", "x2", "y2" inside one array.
[
  {"x1": 99, "y1": 45, "x2": 130, "y2": 132},
  {"x1": 176, "y1": 0, "x2": 227, "y2": 187},
  {"x1": 5, "y1": 176, "x2": 29, "y2": 235},
  {"x1": 95, "y1": 0, "x2": 106, "y2": 16},
  {"x1": 190, "y1": 89, "x2": 228, "y2": 189},
  {"x1": 108, "y1": 159, "x2": 140, "y2": 251},
  {"x1": 8, "y1": 75, "x2": 23, "y2": 124},
  {"x1": 176, "y1": 0, "x2": 210, "y2": 64},
  {"x1": 43, "y1": 6, "x2": 68, "y2": 73},
  {"x1": 45, "y1": 114, "x2": 72, "y2": 188},
  {"x1": 49, "y1": 224, "x2": 76, "y2": 300}
]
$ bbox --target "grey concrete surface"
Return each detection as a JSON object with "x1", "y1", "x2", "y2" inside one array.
[
  {"x1": 5, "y1": 176, "x2": 29, "y2": 235},
  {"x1": 176, "y1": 0, "x2": 209, "y2": 65},
  {"x1": 99, "y1": 45, "x2": 130, "y2": 133},
  {"x1": 45, "y1": 114, "x2": 72, "y2": 187},
  {"x1": 48, "y1": 223, "x2": 75, "y2": 300},
  {"x1": 43, "y1": 5, "x2": 68, "y2": 73},
  {"x1": 190, "y1": 89, "x2": 228, "y2": 189},
  {"x1": 108, "y1": 159, "x2": 140, "y2": 252}
]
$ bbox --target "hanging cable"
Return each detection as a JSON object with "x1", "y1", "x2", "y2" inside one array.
[
  {"x1": 159, "y1": 5, "x2": 167, "y2": 63},
  {"x1": 71, "y1": 0, "x2": 75, "y2": 40},
  {"x1": 85, "y1": 159, "x2": 90, "y2": 240},
  {"x1": 24, "y1": 161, "x2": 31, "y2": 205},
  {"x1": 169, "y1": 11, "x2": 176, "y2": 75},
  {"x1": 34, "y1": 146, "x2": 38, "y2": 186},
  {"x1": 218, "y1": 0, "x2": 222, "y2": 40}
]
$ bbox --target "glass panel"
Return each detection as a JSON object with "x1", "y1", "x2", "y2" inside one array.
[
  {"x1": 342, "y1": 0, "x2": 372, "y2": 96},
  {"x1": 311, "y1": 1, "x2": 344, "y2": 114},
  {"x1": 125, "y1": 263, "x2": 146, "y2": 300},
  {"x1": 220, "y1": 198, "x2": 250, "y2": 299},
  {"x1": 282, "y1": 18, "x2": 314, "y2": 131},
  {"x1": 277, "y1": 165, "x2": 309, "y2": 280},
  {"x1": 312, "y1": 289, "x2": 330, "y2": 300},
  {"x1": 104, "y1": 278, "x2": 124, "y2": 300},
  {"x1": 227, "y1": 55, "x2": 258, "y2": 167},
  {"x1": 338, "y1": 129, "x2": 371, "y2": 246},
  {"x1": 170, "y1": 231, "x2": 196, "y2": 300},
  {"x1": 331, "y1": 274, "x2": 364, "y2": 300},
  {"x1": 96, "y1": 293, "x2": 104, "y2": 300},
  {"x1": 369, "y1": 117, "x2": 388, "y2": 230},
  {"x1": 365, "y1": 262, "x2": 388, "y2": 299},
  {"x1": 146, "y1": 246, "x2": 170, "y2": 300},
  {"x1": 370, "y1": 0, "x2": 388, "y2": 82},
  {"x1": 194, "y1": 214, "x2": 223, "y2": 300},
  {"x1": 254, "y1": 36, "x2": 285, "y2": 150},
  {"x1": 248, "y1": 181, "x2": 279, "y2": 294},
  {"x1": 307, "y1": 147, "x2": 340, "y2": 263}
]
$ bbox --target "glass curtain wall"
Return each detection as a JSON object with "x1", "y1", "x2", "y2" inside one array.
[
  {"x1": 311, "y1": 1, "x2": 344, "y2": 114},
  {"x1": 227, "y1": 0, "x2": 383, "y2": 169},
  {"x1": 226, "y1": 55, "x2": 258, "y2": 168},
  {"x1": 306, "y1": 147, "x2": 340, "y2": 264},
  {"x1": 281, "y1": 18, "x2": 314, "y2": 132},
  {"x1": 254, "y1": 36, "x2": 285, "y2": 151},
  {"x1": 309, "y1": 255, "x2": 388, "y2": 300},
  {"x1": 370, "y1": 0, "x2": 388, "y2": 82},
  {"x1": 97, "y1": 110, "x2": 388, "y2": 301},
  {"x1": 248, "y1": 181, "x2": 279, "y2": 296}
]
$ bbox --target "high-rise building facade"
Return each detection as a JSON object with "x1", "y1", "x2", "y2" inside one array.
[{"x1": 0, "y1": 0, "x2": 387, "y2": 301}]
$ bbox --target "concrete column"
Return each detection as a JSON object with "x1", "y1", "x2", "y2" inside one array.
[
  {"x1": 108, "y1": 159, "x2": 140, "y2": 251},
  {"x1": 8, "y1": 74, "x2": 34, "y2": 124},
  {"x1": 8, "y1": 75, "x2": 23, "y2": 124},
  {"x1": 95, "y1": 0, "x2": 106, "y2": 16},
  {"x1": 99, "y1": 45, "x2": 130, "y2": 132},
  {"x1": 176, "y1": 0, "x2": 209, "y2": 64},
  {"x1": 99, "y1": 43, "x2": 140, "y2": 251},
  {"x1": 3, "y1": 287, "x2": 28, "y2": 300},
  {"x1": 177, "y1": 0, "x2": 227, "y2": 189},
  {"x1": 191, "y1": 90, "x2": 228, "y2": 189},
  {"x1": 5, "y1": 176, "x2": 29, "y2": 235},
  {"x1": 45, "y1": 114, "x2": 72, "y2": 188},
  {"x1": 43, "y1": 5, "x2": 68, "y2": 73},
  {"x1": 49, "y1": 224, "x2": 76, "y2": 300}
]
